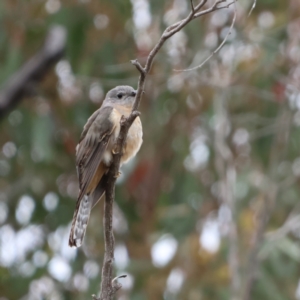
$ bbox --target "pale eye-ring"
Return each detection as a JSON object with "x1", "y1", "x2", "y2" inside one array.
[{"x1": 117, "y1": 93, "x2": 123, "y2": 99}]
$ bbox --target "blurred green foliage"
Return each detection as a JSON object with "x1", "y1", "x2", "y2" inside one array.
[{"x1": 1, "y1": 0, "x2": 300, "y2": 300}]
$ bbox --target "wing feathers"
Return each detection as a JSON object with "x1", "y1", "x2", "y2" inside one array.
[
  {"x1": 78, "y1": 109, "x2": 100, "y2": 144},
  {"x1": 77, "y1": 135, "x2": 111, "y2": 201},
  {"x1": 69, "y1": 106, "x2": 119, "y2": 247},
  {"x1": 76, "y1": 106, "x2": 116, "y2": 200}
]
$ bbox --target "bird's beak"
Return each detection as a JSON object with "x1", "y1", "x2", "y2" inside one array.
[{"x1": 131, "y1": 90, "x2": 137, "y2": 97}]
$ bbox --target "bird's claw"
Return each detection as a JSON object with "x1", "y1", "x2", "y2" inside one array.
[{"x1": 114, "y1": 171, "x2": 122, "y2": 178}]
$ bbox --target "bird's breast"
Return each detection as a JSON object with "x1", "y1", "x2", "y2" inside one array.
[
  {"x1": 121, "y1": 117, "x2": 143, "y2": 164},
  {"x1": 104, "y1": 116, "x2": 142, "y2": 166}
]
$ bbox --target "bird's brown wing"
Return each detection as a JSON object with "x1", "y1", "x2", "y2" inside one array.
[
  {"x1": 69, "y1": 106, "x2": 118, "y2": 247},
  {"x1": 76, "y1": 105, "x2": 117, "y2": 201},
  {"x1": 78, "y1": 108, "x2": 100, "y2": 144}
]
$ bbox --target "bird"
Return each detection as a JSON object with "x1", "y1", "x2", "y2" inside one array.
[{"x1": 69, "y1": 85, "x2": 143, "y2": 247}]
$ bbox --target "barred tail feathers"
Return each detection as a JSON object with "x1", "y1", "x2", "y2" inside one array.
[{"x1": 69, "y1": 194, "x2": 92, "y2": 247}]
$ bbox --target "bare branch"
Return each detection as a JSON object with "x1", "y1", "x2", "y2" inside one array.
[
  {"x1": 142, "y1": 1, "x2": 211, "y2": 76},
  {"x1": 130, "y1": 59, "x2": 145, "y2": 75},
  {"x1": 0, "y1": 26, "x2": 66, "y2": 119},
  {"x1": 194, "y1": 0, "x2": 207, "y2": 11},
  {"x1": 98, "y1": 173, "x2": 116, "y2": 300},
  {"x1": 190, "y1": 0, "x2": 195, "y2": 13},
  {"x1": 194, "y1": 0, "x2": 228, "y2": 17},
  {"x1": 175, "y1": 1, "x2": 236, "y2": 72},
  {"x1": 248, "y1": 0, "x2": 257, "y2": 17},
  {"x1": 165, "y1": 0, "x2": 207, "y2": 35}
]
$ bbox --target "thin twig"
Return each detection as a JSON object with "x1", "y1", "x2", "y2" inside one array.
[
  {"x1": 248, "y1": 0, "x2": 257, "y2": 17},
  {"x1": 190, "y1": 0, "x2": 195, "y2": 13},
  {"x1": 195, "y1": 2, "x2": 235, "y2": 16},
  {"x1": 195, "y1": 0, "x2": 222, "y2": 17},
  {"x1": 175, "y1": 1, "x2": 236, "y2": 72}
]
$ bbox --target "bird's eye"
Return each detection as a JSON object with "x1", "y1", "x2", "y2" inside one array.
[
  {"x1": 131, "y1": 91, "x2": 136, "y2": 97},
  {"x1": 117, "y1": 93, "x2": 123, "y2": 99}
]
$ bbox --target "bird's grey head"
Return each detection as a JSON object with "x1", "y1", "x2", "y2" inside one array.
[{"x1": 104, "y1": 85, "x2": 136, "y2": 108}]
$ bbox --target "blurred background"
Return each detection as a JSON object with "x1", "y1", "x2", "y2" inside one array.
[{"x1": 0, "y1": 0, "x2": 300, "y2": 299}]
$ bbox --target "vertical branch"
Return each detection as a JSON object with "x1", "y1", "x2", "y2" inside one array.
[
  {"x1": 97, "y1": 177, "x2": 116, "y2": 300},
  {"x1": 95, "y1": 114, "x2": 139, "y2": 300},
  {"x1": 95, "y1": 169, "x2": 124, "y2": 299}
]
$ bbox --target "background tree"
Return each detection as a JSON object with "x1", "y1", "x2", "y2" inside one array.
[{"x1": 0, "y1": 1, "x2": 300, "y2": 300}]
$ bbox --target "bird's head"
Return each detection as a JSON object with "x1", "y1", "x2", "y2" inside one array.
[{"x1": 104, "y1": 85, "x2": 137, "y2": 108}]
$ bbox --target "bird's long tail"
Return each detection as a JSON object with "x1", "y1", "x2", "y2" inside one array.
[
  {"x1": 69, "y1": 181, "x2": 106, "y2": 247},
  {"x1": 69, "y1": 194, "x2": 92, "y2": 247}
]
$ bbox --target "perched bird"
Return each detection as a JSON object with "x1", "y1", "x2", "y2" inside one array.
[{"x1": 69, "y1": 85, "x2": 143, "y2": 247}]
